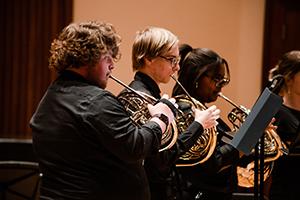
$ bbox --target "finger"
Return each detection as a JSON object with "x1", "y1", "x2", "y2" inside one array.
[
  {"x1": 191, "y1": 106, "x2": 196, "y2": 113},
  {"x1": 147, "y1": 104, "x2": 154, "y2": 110},
  {"x1": 213, "y1": 109, "x2": 221, "y2": 116},
  {"x1": 168, "y1": 98, "x2": 176, "y2": 104},
  {"x1": 174, "y1": 103, "x2": 179, "y2": 109},
  {"x1": 207, "y1": 105, "x2": 217, "y2": 111},
  {"x1": 161, "y1": 94, "x2": 169, "y2": 99},
  {"x1": 211, "y1": 121, "x2": 218, "y2": 127}
]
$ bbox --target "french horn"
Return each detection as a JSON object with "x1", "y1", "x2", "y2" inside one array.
[
  {"x1": 110, "y1": 75, "x2": 178, "y2": 152},
  {"x1": 218, "y1": 92, "x2": 287, "y2": 188},
  {"x1": 171, "y1": 75, "x2": 218, "y2": 167}
]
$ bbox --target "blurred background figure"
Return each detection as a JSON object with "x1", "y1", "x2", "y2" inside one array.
[{"x1": 268, "y1": 50, "x2": 300, "y2": 200}]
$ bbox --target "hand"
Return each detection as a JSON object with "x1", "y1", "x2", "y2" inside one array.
[
  {"x1": 157, "y1": 94, "x2": 178, "y2": 117},
  {"x1": 148, "y1": 94, "x2": 177, "y2": 124},
  {"x1": 265, "y1": 117, "x2": 277, "y2": 132},
  {"x1": 194, "y1": 105, "x2": 220, "y2": 129}
]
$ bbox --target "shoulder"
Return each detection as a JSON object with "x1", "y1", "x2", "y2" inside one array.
[
  {"x1": 275, "y1": 105, "x2": 299, "y2": 125},
  {"x1": 274, "y1": 105, "x2": 299, "y2": 136},
  {"x1": 90, "y1": 88, "x2": 120, "y2": 106}
]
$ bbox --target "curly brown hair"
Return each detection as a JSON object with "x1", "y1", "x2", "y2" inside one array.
[{"x1": 49, "y1": 21, "x2": 121, "y2": 73}]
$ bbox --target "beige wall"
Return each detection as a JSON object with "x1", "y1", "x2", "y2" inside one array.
[{"x1": 74, "y1": 0, "x2": 265, "y2": 124}]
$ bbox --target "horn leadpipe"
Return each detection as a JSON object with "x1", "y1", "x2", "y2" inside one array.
[
  {"x1": 218, "y1": 92, "x2": 250, "y2": 115},
  {"x1": 109, "y1": 75, "x2": 153, "y2": 104},
  {"x1": 170, "y1": 74, "x2": 198, "y2": 108}
]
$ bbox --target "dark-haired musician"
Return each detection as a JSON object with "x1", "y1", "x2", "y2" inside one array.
[
  {"x1": 29, "y1": 21, "x2": 179, "y2": 200},
  {"x1": 119, "y1": 27, "x2": 220, "y2": 200},
  {"x1": 172, "y1": 44, "x2": 240, "y2": 200}
]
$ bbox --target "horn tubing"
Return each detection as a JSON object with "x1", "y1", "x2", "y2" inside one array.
[
  {"x1": 170, "y1": 74, "x2": 198, "y2": 108},
  {"x1": 109, "y1": 75, "x2": 153, "y2": 104},
  {"x1": 218, "y1": 92, "x2": 246, "y2": 114},
  {"x1": 110, "y1": 74, "x2": 183, "y2": 115}
]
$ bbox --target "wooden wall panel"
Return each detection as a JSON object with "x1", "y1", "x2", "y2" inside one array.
[
  {"x1": 0, "y1": 0, "x2": 73, "y2": 138},
  {"x1": 262, "y1": 0, "x2": 300, "y2": 89}
]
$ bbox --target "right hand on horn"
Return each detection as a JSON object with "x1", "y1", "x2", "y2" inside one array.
[
  {"x1": 265, "y1": 117, "x2": 277, "y2": 132},
  {"x1": 148, "y1": 94, "x2": 177, "y2": 132},
  {"x1": 194, "y1": 105, "x2": 220, "y2": 129}
]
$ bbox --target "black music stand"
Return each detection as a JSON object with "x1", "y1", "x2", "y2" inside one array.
[{"x1": 230, "y1": 88, "x2": 283, "y2": 200}]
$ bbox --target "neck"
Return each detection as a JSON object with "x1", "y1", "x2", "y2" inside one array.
[
  {"x1": 67, "y1": 66, "x2": 88, "y2": 78},
  {"x1": 138, "y1": 68, "x2": 160, "y2": 86}
]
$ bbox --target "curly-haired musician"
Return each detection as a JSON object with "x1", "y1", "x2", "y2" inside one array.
[{"x1": 29, "y1": 21, "x2": 180, "y2": 200}]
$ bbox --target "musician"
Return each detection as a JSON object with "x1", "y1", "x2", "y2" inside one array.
[
  {"x1": 119, "y1": 27, "x2": 220, "y2": 200},
  {"x1": 172, "y1": 44, "x2": 240, "y2": 200},
  {"x1": 29, "y1": 21, "x2": 179, "y2": 200},
  {"x1": 268, "y1": 50, "x2": 300, "y2": 200}
]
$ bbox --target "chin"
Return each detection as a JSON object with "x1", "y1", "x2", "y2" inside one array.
[
  {"x1": 207, "y1": 96, "x2": 218, "y2": 103},
  {"x1": 163, "y1": 77, "x2": 171, "y2": 84},
  {"x1": 98, "y1": 81, "x2": 107, "y2": 89}
]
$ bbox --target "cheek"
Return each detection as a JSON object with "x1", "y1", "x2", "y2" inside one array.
[
  {"x1": 286, "y1": 76, "x2": 298, "y2": 92},
  {"x1": 98, "y1": 64, "x2": 108, "y2": 78},
  {"x1": 163, "y1": 69, "x2": 172, "y2": 81},
  {"x1": 156, "y1": 65, "x2": 171, "y2": 83},
  {"x1": 292, "y1": 79, "x2": 300, "y2": 94},
  {"x1": 99, "y1": 67, "x2": 107, "y2": 79},
  {"x1": 196, "y1": 80, "x2": 217, "y2": 102},
  {"x1": 294, "y1": 75, "x2": 300, "y2": 87},
  {"x1": 93, "y1": 63, "x2": 108, "y2": 84}
]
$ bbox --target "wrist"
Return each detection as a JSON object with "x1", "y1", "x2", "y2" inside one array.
[
  {"x1": 156, "y1": 98, "x2": 177, "y2": 117},
  {"x1": 152, "y1": 113, "x2": 169, "y2": 127}
]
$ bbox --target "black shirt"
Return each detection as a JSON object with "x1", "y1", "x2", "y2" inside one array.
[
  {"x1": 270, "y1": 105, "x2": 300, "y2": 200},
  {"x1": 119, "y1": 71, "x2": 204, "y2": 200},
  {"x1": 177, "y1": 118, "x2": 240, "y2": 200},
  {"x1": 30, "y1": 70, "x2": 163, "y2": 200}
]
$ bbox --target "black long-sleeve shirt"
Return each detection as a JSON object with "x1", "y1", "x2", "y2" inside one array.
[
  {"x1": 118, "y1": 71, "x2": 205, "y2": 200},
  {"x1": 269, "y1": 105, "x2": 300, "y2": 200},
  {"x1": 30, "y1": 70, "x2": 163, "y2": 200},
  {"x1": 176, "y1": 117, "x2": 240, "y2": 200}
]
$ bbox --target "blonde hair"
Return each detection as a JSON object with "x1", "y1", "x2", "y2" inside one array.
[{"x1": 132, "y1": 27, "x2": 178, "y2": 70}]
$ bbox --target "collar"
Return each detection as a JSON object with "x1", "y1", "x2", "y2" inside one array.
[
  {"x1": 134, "y1": 71, "x2": 161, "y2": 99},
  {"x1": 59, "y1": 70, "x2": 90, "y2": 84}
]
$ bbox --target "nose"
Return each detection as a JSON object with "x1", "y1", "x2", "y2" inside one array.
[
  {"x1": 173, "y1": 63, "x2": 180, "y2": 72},
  {"x1": 110, "y1": 63, "x2": 115, "y2": 70}
]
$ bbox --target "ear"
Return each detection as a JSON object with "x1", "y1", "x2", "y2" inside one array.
[
  {"x1": 144, "y1": 57, "x2": 153, "y2": 65},
  {"x1": 285, "y1": 77, "x2": 293, "y2": 87}
]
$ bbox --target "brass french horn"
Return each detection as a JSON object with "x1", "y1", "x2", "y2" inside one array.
[
  {"x1": 218, "y1": 92, "x2": 287, "y2": 188},
  {"x1": 110, "y1": 75, "x2": 178, "y2": 152},
  {"x1": 171, "y1": 75, "x2": 218, "y2": 167}
]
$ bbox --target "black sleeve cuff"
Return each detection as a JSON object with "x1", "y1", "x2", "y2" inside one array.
[
  {"x1": 177, "y1": 121, "x2": 204, "y2": 153},
  {"x1": 157, "y1": 98, "x2": 177, "y2": 117}
]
